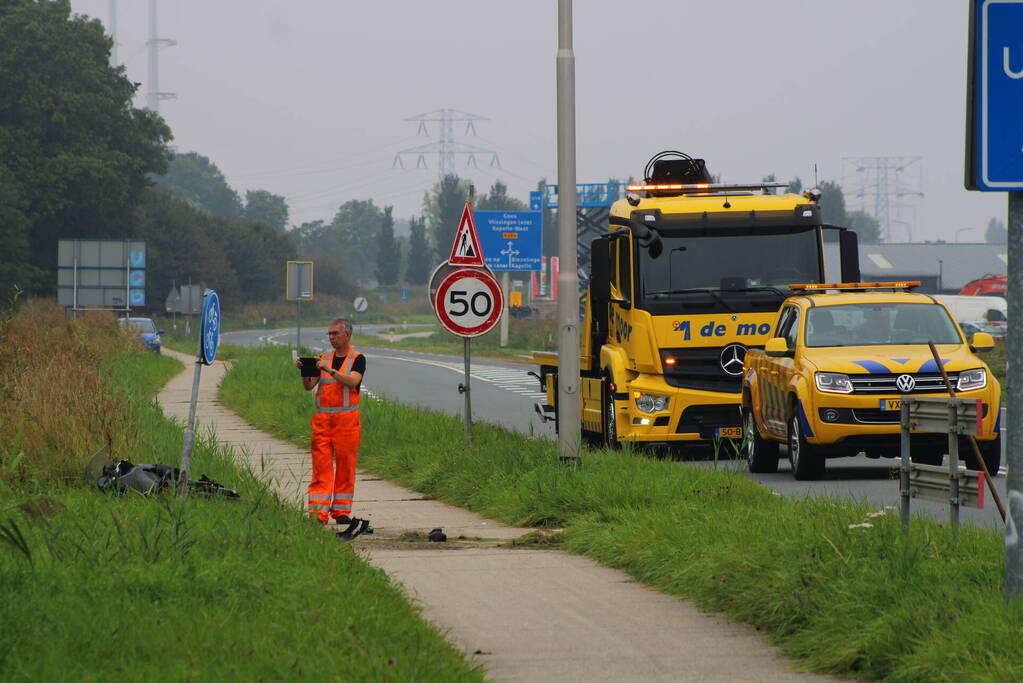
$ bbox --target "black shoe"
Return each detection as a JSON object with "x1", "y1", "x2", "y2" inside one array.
[
  {"x1": 334, "y1": 515, "x2": 352, "y2": 525},
  {"x1": 337, "y1": 517, "x2": 371, "y2": 541}
]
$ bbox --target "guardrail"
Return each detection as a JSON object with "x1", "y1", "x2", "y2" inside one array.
[{"x1": 899, "y1": 396, "x2": 985, "y2": 535}]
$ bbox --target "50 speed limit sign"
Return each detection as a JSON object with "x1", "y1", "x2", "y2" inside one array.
[{"x1": 433, "y1": 267, "x2": 504, "y2": 337}]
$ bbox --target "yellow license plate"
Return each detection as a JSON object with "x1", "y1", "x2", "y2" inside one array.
[
  {"x1": 716, "y1": 427, "x2": 743, "y2": 438},
  {"x1": 880, "y1": 399, "x2": 902, "y2": 411}
]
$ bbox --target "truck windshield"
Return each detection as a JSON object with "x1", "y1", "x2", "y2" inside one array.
[
  {"x1": 638, "y1": 229, "x2": 820, "y2": 313},
  {"x1": 805, "y1": 303, "x2": 962, "y2": 347}
]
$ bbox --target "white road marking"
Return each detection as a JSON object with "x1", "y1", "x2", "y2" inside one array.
[{"x1": 371, "y1": 353, "x2": 547, "y2": 401}]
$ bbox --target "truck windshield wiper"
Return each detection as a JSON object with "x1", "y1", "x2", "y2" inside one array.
[
  {"x1": 646, "y1": 288, "x2": 735, "y2": 312},
  {"x1": 727, "y1": 286, "x2": 788, "y2": 297}
]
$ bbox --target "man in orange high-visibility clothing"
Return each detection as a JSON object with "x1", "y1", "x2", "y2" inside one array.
[{"x1": 297, "y1": 318, "x2": 365, "y2": 524}]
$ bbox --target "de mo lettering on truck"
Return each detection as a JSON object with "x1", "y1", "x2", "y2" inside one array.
[{"x1": 532, "y1": 151, "x2": 861, "y2": 451}]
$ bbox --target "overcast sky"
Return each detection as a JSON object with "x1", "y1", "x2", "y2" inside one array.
[{"x1": 70, "y1": 0, "x2": 1004, "y2": 243}]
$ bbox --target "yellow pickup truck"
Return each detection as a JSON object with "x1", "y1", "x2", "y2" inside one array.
[{"x1": 741, "y1": 282, "x2": 1000, "y2": 480}]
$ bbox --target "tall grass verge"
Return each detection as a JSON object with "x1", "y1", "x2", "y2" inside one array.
[
  {"x1": 0, "y1": 302, "x2": 484, "y2": 681},
  {"x1": 221, "y1": 345, "x2": 1023, "y2": 680}
]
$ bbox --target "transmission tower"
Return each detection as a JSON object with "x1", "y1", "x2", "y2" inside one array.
[
  {"x1": 108, "y1": 0, "x2": 118, "y2": 65},
  {"x1": 393, "y1": 109, "x2": 500, "y2": 176},
  {"x1": 841, "y1": 156, "x2": 923, "y2": 242},
  {"x1": 145, "y1": 0, "x2": 177, "y2": 112}
]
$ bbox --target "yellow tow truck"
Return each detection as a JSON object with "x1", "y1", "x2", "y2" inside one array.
[
  {"x1": 741, "y1": 282, "x2": 1001, "y2": 479},
  {"x1": 533, "y1": 151, "x2": 860, "y2": 450}
]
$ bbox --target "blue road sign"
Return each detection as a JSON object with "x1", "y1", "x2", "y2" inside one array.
[
  {"x1": 129, "y1": 289, "x2": 145, "y2": 306},
  {"x1": 968, "y1": 0, "x2": 1023, "y2": 190},
  {"x1": 400, "y1": 287, "x2": 409, "y2": 302},
  {"x1": 473, "y1": 210, "x2": 543, "y2": 272},
  {"x1": 529, "y1": 191, "x2": 543, "y2": 211},
  {"x1": 200, "y1": 290, "x2": 220, "y2": 365}
]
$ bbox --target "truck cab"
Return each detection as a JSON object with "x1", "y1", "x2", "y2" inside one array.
[
  {"x1": 741, "y1": 282, "x2": 1001, "y2": 479},
  {"x1": 533, "y1": 152, "x2": 860, "y2": 451}
]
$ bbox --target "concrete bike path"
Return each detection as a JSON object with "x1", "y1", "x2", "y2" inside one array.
[{"x1": 159, "y1": 350, "x2": 832, "y2": 682}]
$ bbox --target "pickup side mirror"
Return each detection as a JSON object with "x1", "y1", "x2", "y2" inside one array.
[
  {"x1": 970, "y1": 331, "x2": 994, "y2": 352},
  {"x1": 158, "y1": 329, "x2": 166, "y2": 335},
  {"x1": 765, "y1": 337, "x2": 791, "y2": 358}
]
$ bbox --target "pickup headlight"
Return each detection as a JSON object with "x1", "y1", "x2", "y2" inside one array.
[
  {"x1": 815, "y1": 372, "x2": 853, "y2": 394},
  {"x1": 635, "y1": 393, "x2": 669, "y2": 413},
  {"x1": 957, "y1": 368, "x2": 987, "y2": 391}
]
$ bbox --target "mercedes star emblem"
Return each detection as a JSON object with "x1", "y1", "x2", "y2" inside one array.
[
  {"x1": 719, "y1": 343, "x2": 747, "y2": 377},
  {"x1": 895, "y1": 374, "x2": 916, "y2": 393}
]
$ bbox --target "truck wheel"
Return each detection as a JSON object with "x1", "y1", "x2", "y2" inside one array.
[
  {"x1": 743, "y1": 406, "x2": 779, "y2": 473},
  {"x1": 788, "y1": 414, "x2": 825, "y2": 480},
  {"x1": 965, "y1": 434, "x2": 1001, "y2": 475},
  {"x1": 602, "y1": 375, "x2": 620, "y2": 450}
]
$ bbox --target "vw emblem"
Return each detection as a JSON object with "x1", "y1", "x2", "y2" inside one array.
[
  {"x1": 895, "y1": 374, "x2": 916, "y2": 393},
  {"x1": 719, "y1": 343, "x2": 747, "y2": 377}
]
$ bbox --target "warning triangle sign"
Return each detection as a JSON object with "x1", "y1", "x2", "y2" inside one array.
[{"x1": 447, "y1": 201, "x2": 486, "y2": 266}]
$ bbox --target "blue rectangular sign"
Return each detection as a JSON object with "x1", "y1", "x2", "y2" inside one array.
[
  {"x1": 473, "y1": 210, "x2": 543, "y2": 272},
  {"x1": 968, "y1": 0, "x2": 1023, "y2": 190},
  {"x1": 529, "y1": 191, "x2": 543, "y2": 211}
]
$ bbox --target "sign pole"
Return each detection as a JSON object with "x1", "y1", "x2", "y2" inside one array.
[
  {"x1": 500, "y1": 271, "x2": 510, "y2": 347},
  {"x1": 296, "y1": 300, "x2": 301, "y2": 352},
  {"x1": 1007, "y1": 191, "x2": 1023, "y2": 599},
  {"x1": 463, "y1": 337, "x2": 472, "y2": 438},
  {"x1": 177, "y1": 357, "x2": 203, "y2": 496},
  {"x1": 556, "y1": 0, "x2": 581, "y2": 462}
]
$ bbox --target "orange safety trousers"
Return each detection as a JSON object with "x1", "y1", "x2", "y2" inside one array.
[
  {"x1": 308, "y1": 410, "x2": 361, "y2": 523},
  {"x1": 307, "y1": 347, "x2": 362, "y2": 523}
]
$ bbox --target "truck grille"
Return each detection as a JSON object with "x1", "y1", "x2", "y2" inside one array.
[
  {"x1": 848, "y1": 373, "x2": 960, "y2": 394},
  {"x1": 660, "y1": 346, "x2": 757, "y2": 394}
]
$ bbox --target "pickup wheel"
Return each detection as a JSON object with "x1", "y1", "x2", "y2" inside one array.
[
  {"x1": 602, "y1": 374, "x2": 621, "y2": 450},
  {"x1": 788, "y1": 414, "x2": 825, "y2": 480},
  {"x1": 743, "y1": 405, "x2": 779, "y2": 473}
]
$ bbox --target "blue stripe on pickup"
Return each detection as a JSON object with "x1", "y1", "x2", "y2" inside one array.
[{"x1": 851, "y1": 360, "x2": 890, "y2": 374}]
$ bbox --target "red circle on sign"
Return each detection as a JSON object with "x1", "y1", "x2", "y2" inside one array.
[{"x1": 433, "y1": 267, "x2": 504, "y2": 337}]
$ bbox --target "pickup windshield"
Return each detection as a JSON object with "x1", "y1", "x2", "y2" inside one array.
[
  {"x1": 638, "y1": 228, "x2": 820, "y2": 314},
  {"x1": 805, "y1": 303, "x2": 962, "y2": 347}
]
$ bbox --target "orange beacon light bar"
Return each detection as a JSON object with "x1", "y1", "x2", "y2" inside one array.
[{"x1": 788, "y1": 281, "x2": 921, "y2": 292}]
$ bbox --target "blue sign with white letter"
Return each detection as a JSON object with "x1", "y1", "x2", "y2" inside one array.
[
  {"x1": 199, "y1": 289, "x2": 220, "y2": 365},
  {"x1": 473, "y1": 211, "x2": 543, "y2": 271},
  {"x1": 968, "y1": 0, "x2": 1023, "y2": 190},
  {"x1": 529, "y1": 191, "x2": 543, "y2": 211}
]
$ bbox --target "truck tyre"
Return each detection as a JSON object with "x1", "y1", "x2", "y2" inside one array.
[
  {"x1": 743, "y1": 405, "x2": 779, "y2": 473},
  {"x1": 965, "y1": 434, "x2": 1001, "y2": 475},
  {"x1": 602, "y1": 374, "x2": 621, "y2": 450},
  {"x1": 788, "y1": 414, "x2": 825, "y2": 480}
]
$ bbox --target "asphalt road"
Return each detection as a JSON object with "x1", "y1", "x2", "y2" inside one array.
[{"x1": 223, "y1": 325, "x2": 1006, "y2": 530}]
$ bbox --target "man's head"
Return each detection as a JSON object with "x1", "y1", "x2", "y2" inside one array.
[{"x1": 327, "y1": 317, "x2": 353, "y2": 350}]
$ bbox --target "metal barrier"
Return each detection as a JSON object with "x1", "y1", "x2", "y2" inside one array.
[{"x1": 899, "y1": 396, "x2": 985, "y2": 535}]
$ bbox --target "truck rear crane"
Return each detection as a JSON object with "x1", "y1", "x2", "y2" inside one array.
[{"x1": 533, "y1": 151, "x2": 861, "y2": 450}]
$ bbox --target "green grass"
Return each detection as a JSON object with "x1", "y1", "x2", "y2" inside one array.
[
  {"x1": 220, "y1": 345, "x2": 1023, "y2": 681},
  {"x1": 0, "y1": 350, "x2": 483, "y2": 681}
]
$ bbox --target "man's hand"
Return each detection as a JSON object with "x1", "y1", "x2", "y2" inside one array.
[
  {"x1": 294, "y1": 358, "x2": 303, "y2": 369},
  {"x1": 316, "y1": 358, "x2": 330, "y2": 372}
]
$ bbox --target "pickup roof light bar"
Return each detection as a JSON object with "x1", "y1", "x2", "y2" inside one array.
[
  {"x1": 625, "y1": 182, "x2": 790, "y2": 194},
  {"x1": 788, "y1": 281, "x2": 921, "y2": 292}
]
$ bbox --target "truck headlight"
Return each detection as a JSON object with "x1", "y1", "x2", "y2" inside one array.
[
  {"x1": 635, "y1": 393, "x2": 669, "y2": 413},
  {"x1": 957, "y1": 368, "x2": 987, "y2": 391},
  {"x1": 815, "y1": 372, "x2": 853, "y2": 394}
]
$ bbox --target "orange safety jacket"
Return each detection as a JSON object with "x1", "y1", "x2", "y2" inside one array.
[{"x1": 315, "y1": 348, "x2": 361, "y2": 412}]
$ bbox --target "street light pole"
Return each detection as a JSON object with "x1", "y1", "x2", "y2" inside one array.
[
  {"x1": 556, "y1": 0, "x2": 581, "y2": 462},
  {"x1": 1006, "y1": 192, "x2": 1023, "y2": 601}
]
